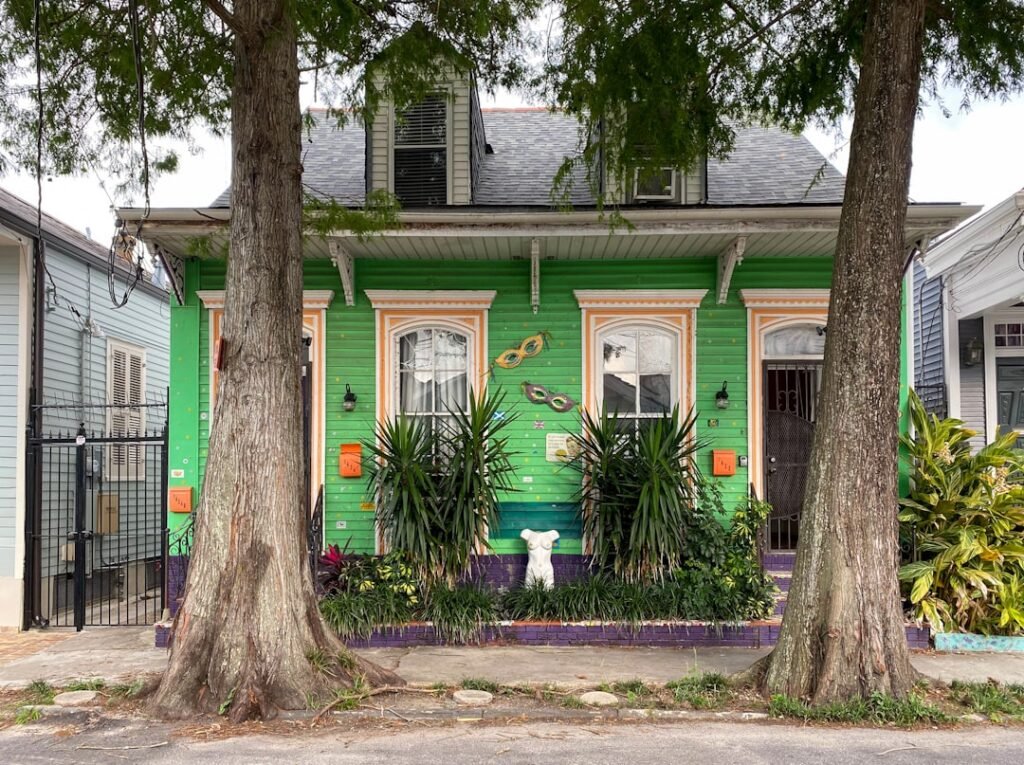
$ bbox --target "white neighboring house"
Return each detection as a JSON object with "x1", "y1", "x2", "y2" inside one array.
[
  {"x1": 0, "y1": 186, "x2": 169, "y2": 630},
  {"x1": 913, "y1": 188, "x2": 1024, "y2": 449}
]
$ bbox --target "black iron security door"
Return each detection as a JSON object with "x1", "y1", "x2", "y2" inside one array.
[
  {"x1": 763, "y1": 362, "x2": 822, "y2": 551},
  {"x1": 25, "y1": 404, "x2": 168, "y2": 630}
]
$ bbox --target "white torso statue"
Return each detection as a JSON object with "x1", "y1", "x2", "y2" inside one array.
[{"x1": 520, "y1": 528, "x2": 560, "y2": 589}]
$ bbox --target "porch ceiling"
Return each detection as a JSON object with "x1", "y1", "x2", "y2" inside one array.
[{"x1": 121, "y1": 204, "x2": 978, "y2": 263}]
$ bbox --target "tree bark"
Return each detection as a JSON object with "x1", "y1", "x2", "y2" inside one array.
[
  {"x1": 759, "y1": 0, "x2": 927, "y2": 703},
  {"x1": 151, "y1": 0, "x2": 401, "y2": 721}
]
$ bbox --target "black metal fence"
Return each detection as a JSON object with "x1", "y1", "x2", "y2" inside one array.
[{"x1": 25, "y1": 404, "x2": 168, "y2": 630}]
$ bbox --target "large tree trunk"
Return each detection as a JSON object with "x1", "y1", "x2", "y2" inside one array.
[
  {"x1": 151, "y1": 0, "x2": 400, "y2": 721},
  {"x1": 758, "y1": 0, "x2": 927, "y2": 703}
]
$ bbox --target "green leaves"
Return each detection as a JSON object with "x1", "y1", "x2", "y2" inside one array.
[
  {"x1": 900, "y1": 390, "x2": 1024, "y2": 635},
  {"x1": 365, "y1": 390, "x2": 518, "y2": 586}
]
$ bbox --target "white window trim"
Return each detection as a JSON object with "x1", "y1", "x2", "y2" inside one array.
[
  {"x1": 368, "y1": 290, "x2": 493, "y2": 553},
  {"x1": 392, "y1": 321, "x2": 475, "y2": 425},
  {"x1": 633, "y1": 166, "x2": 677, "y2": 201},
  {"x1": 575, "y1": 289, "x2": 705, "y2": 420},
  {"x1": 596, "y1": 322, "x2": 681, "y2": 419},
  {"x1": 105, "y1": 338, "x2": 148, "y2": 482},
  {"x1": 983, "y1": 309, "x2": 1024, "y2": 442},
  {"x1": 386, "y1": 87, "x2": 454, "y2": 206}
]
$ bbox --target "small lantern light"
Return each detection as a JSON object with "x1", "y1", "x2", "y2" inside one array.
[
  {"x1": 963, "y1": 338, "x2": 983, "y2": 367},
  {"x1": 343, "y1": 384, "x2": 357, "y2": 412},
  {"x1": 715, "y1": 381, "x2": 730, "y2": 410}
]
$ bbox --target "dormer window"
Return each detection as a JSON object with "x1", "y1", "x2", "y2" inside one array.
[
  {"x1": 633, "y1": 167, "x2": 676, "y2": 201},
  {"x1": 393, "y1": 94, "x2": 449, "y2": 206}
]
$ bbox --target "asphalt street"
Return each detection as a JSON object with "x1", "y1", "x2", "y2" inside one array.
[{"x1": 1, "y1": 719, "x2": 1023, "y2": 764}]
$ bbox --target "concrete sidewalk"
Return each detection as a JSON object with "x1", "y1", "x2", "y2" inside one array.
[{"x1": 2, "y1": 628, "x2": 1024, "y2": 689}]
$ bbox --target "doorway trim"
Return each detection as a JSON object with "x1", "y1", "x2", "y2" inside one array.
[
  {"x1": 197, "y1": 289, "x2": 332, "y2": 512},
  {"x1": 740, "y1": 289, "x2": 830, "y2": 500}
]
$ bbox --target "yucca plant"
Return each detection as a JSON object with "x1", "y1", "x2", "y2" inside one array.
[
  {"x1": 365, "y1": 415, "x2": 441, "y2": 577},
  {"x1": 898, "y1": 390, "x2": 1024, "y2": 635},
  {"x1": 366, "y1": 391, "x2": 518, "y2": 586},
  {"x1": 435, "y1": 390, "x2": 518, "y2": 585},
  {"x1": 574, "y1": 406, "x2": 706, "y2": 583}
]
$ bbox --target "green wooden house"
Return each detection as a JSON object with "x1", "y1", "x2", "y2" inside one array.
[{"x1": 120, "y1": 79, "x2": 974, "y2": 579}]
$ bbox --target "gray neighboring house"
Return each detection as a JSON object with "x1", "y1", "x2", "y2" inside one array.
[
  {"x1": 913, "y1": 187, "x2": 1024, "y2": 449},
  {"x1": 0, "y1": 186, "x2": 169, "y2": 630}
]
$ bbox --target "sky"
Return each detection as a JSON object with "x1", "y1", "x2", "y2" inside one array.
[{"x1": 1, "y1": 88, "x2": 1022, "y2": 245}]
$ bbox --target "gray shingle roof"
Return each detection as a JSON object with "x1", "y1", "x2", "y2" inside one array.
[{"x1": 211, "y1": 109, "x2": 846, "y2": 208}]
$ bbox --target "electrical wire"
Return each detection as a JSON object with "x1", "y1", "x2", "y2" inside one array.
[{"x1": 107, "y1": 0, "x2": 150, "y2": 309}]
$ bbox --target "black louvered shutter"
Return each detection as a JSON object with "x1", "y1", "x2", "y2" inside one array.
[{"x1": 394, "y1": 95, "x2": 447, "y2": 206}]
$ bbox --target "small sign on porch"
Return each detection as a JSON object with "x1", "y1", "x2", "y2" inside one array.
[{"x1": 545, "y1": 433, "x2": 580, "y2": 463}]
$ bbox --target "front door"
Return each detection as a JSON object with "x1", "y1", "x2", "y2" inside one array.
[{"x1": 763, "y1": 362, "x2": 821, "y2": 551}]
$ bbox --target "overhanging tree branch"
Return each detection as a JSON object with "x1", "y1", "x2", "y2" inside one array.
[{"x1": 202, "y1": 0, "x2": 243, "y2": 36}]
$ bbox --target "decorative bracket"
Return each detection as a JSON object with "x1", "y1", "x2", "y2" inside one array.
[
  {"x1": 717, "y1": 236, "x2": 747, "y2": 305},
  {"x1": 153, "y1": 243, "x2": 185, "y2": 306},
  {"x1": 329, "y1": 239, "x2": 355, "y2": 307},
  {"x1": 530, "y1": 238, "x2": 541, "y2": 315}
]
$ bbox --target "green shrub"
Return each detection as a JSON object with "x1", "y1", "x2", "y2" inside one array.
[
  {"x1": 461, "y1": 678, "x2": 500, "y2": 693},
  {"x1": 320, "y1": 586, "x2": 416, "y2": 640},
  {"x1": 574, "y1": 406, "x2": 706, "y2": 583},
  {"x1": 423, "y1": 582, "x2": 500, "y2": 644},
  {"x1": 899, "y1": 390, "x2": 1024, "y2": 635},
  {"x1": 366, "y1": 391, "x2": 517, "y2": 585}
]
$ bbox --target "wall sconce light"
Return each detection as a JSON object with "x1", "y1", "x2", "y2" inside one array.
[
  {"x1": 343, "y1": 384, "x2": 357, "y2": 412},
  {"x1": 963, "y1": 338, "x2": 983, "y2": 367},
  {"x1": 715, "y1": 381, "x2": 730, "y2": 409}
]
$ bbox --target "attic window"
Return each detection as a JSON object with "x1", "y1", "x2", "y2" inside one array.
[
  {"x1": 633, "y1": 167, "x2": 676, "y2": 201},
  {"x1": 393, "y1": 94, "x2": 448, "y2": 206}
]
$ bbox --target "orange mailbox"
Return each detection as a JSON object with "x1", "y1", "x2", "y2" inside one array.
[
  {"x1": 169, "y1": 486, "x2": 193, "y2": 514},
  {"x1": 339, "y1": 444, "x2": 362, "y2": 478},
  {"x1": 712, "y1": 449, "x2": 737, "y2": 477}
]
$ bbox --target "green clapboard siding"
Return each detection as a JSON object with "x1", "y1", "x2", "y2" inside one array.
[{"x1": 178, "y1": 254, "x2": 882, "y2": 557}]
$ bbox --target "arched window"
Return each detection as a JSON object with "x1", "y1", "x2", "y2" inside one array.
[
  {"x1": 395, "y1": 326, "x2": 469, "y2": 435},
  {"x1": 599, "y1": 325, "x2": 678, "y2": 425}
]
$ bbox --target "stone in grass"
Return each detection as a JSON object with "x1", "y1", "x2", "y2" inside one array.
[
  {"x1": 453, "y1": 689, "x2": 494, "y2": 707},
  {"x1": 53, "y1": 690, "x2": 100, "y2": 707},
  {"x1": 579, "y1": 691, "x2": 619, "y2": 707}
]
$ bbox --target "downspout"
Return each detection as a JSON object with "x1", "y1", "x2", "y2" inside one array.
[{"x1": 24, "y1": 234, "x2": 46, "y2": 628}]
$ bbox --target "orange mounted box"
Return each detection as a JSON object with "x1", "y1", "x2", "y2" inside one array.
[
  {"x1": 169, "y1": 486, "x2": 193, "y2": 514},
  {"x1": 339, "y1": 444, "x2": 362, "y2": 479},
  {"x1": 711, "y1": 449, "x2": 736, "y2": 477}
]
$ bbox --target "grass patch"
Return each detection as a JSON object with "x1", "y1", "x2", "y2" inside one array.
[
  {"x1": 460, "y1": 678, "x2": 499, "y2": 693},
  {"x1": 25, "y1": 680, "x2": 54, "y2": 706},
  {"x1": 108, "y1": 679, "x2": 145, "y2": 699},
  {"x1": 950, "y1": 681, "x2": 1024, "y2": 720},
  {"x1": 667, "y1": 672, "x2": 732, "y2": 709},
  {"x1": 768, "y1": 692, "x2": 950, "y2": 726},
  {"x1": 610, "y1": 679, "x2": 653, "y2": 697},
  {"x1": 562, "y1": 695, "x2": 585, "y2": 709},
  {"x1": 14, "y1": 707, "x2": 42, "y2": 725},
  {"x1": 64, "y1": 678, "x2": 105, "y2": 692}
]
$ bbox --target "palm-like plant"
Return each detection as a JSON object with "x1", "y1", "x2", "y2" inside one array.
[
  {"x1": 899, "y1": 390, "x2": 1024, "y2": 634},
  {"x1": 365, "y1": 391, "x2": 518, "y2": 586},
  {"x1": 574, "y1": 406, "x2": 706, "y2": 583}
]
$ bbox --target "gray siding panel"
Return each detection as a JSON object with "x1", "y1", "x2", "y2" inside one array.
[
  {"x1": 957, "y1": 318, "x2": 987, "y2": 450},
  {"x1": 0, "y1": 246, "x2": 22, "y2": 577},
  {"x1": 38, "y1": 247, "x2": 169, "y2": 580}
]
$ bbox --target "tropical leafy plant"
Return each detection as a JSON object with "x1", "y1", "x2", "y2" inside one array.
[
  {"x1": 574, "y1": 406, "x2": 706, "y2": 583},
  {"x1": 898, "y1": 390, "x2": 1024, "y2": 635},
  {"x1": 365, "y1": 390, "x2": 518, "y2": 585}
]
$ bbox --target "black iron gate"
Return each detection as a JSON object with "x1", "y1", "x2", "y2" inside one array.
[
  {"x1": 763, "y1": 362, "x2": 821, "y2": 551},
  {"x1": 25, "y1": 406, "x2": 168, "y2": 630}
]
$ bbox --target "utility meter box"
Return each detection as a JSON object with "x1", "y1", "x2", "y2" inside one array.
[{"x1": 169, "y1": 486, "x2": 193, "y2": 514}]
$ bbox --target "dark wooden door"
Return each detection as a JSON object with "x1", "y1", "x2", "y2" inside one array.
[{"x1": 763, "y1": 363, "x2": 821, "y2": 551}]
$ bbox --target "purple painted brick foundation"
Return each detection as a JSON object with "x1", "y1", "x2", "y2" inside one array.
[{"x1": 158, "y1": 553, "x2": 931, "y2": 650}]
